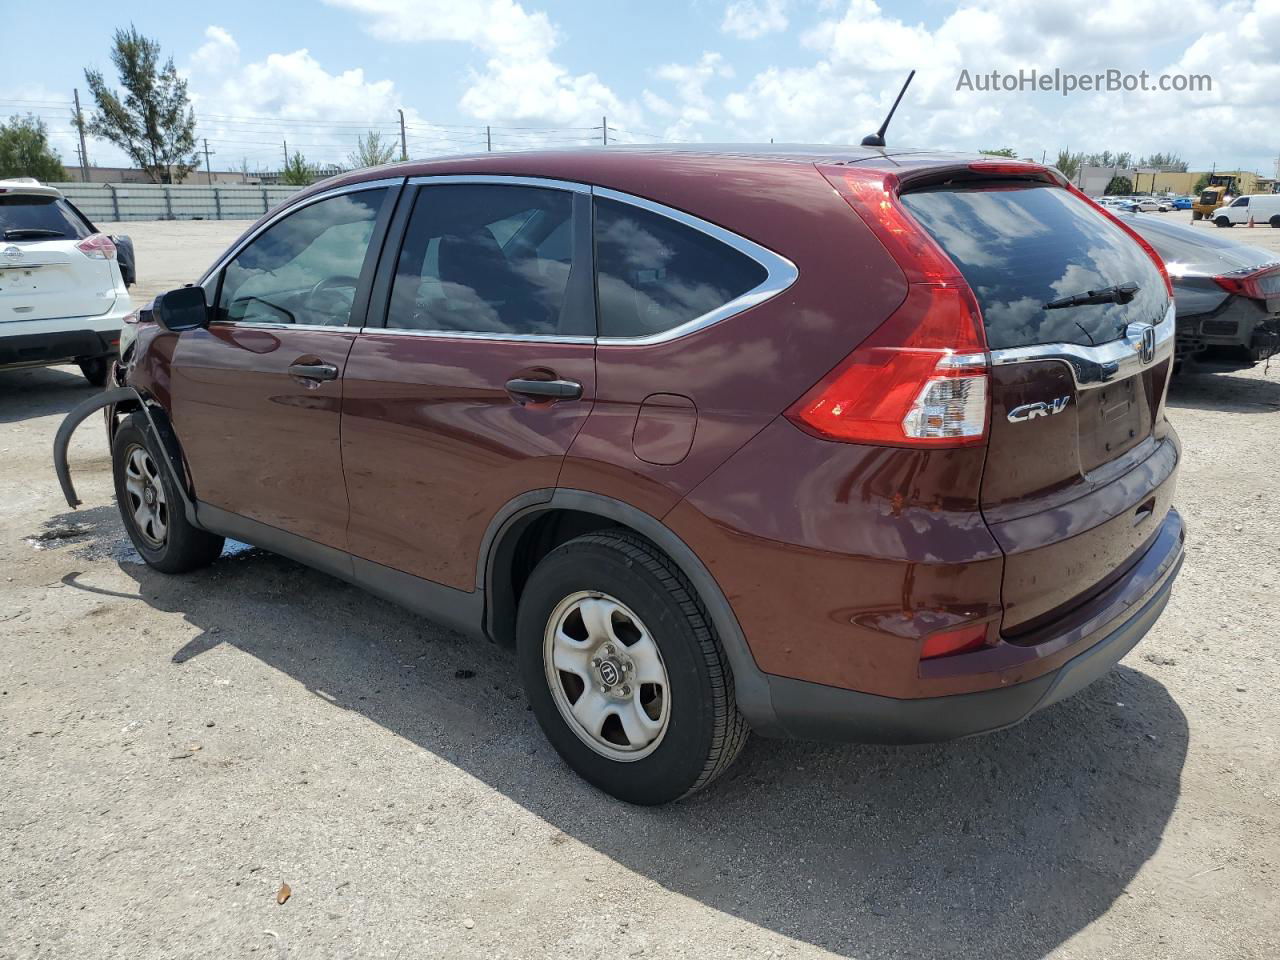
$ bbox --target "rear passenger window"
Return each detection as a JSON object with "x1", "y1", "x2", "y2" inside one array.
[
  {"x1": 594, "y1": 197, "x2": 767, "y2": 339},
  {"x1": 388, "y1": 184, "x2": 575, "y2": 336}
]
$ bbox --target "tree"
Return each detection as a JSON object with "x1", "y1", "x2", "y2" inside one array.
[
  {"x1": 1138, "y1": 152, "x2": 1188, "y2": 173},
  {"x1": 1105, "y1": 175, "x2": 1133, "y2": 195},
  {"x1": 979, "y1": 147, "x2": 1017, "y2": 158},
  {"x1": 1055, "y1": 149, "x2": 1085, "y2": 182},
  {"x1": 84, "y1": 25, "x2": 199, "y2": 183},
  {"x1": 1192, "y1": 173, "x2": 1211, "y2": 194},
  {"x1": 280, "y1": 152, "x2": 316, "y2": 186},
  {"x1": 348, "y1": 130, "x2": 397, "y2": 169},
  {"x1": 0, "y1": 114, "x2": 67, "y2": 181}
]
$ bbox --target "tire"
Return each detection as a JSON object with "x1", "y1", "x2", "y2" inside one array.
[
  {"x1": 1270, "y1": 216, "x2": 1280, "y2": 229},
  {"x1": 78, "y1": 357, "x2": 109, "y2": 387},
  {"x1": 112, "y1": 413, "x2": 224, "y2": 573},
  {"x1": 516, "y1": 529, "x2": 748, "y2": 805},
  {"x1": 1215, "y1": 216, "x2": 1232, "y2": 228},
  {"x1": 1192, "y1": 210, "x2": 1202, "y2": 221}
]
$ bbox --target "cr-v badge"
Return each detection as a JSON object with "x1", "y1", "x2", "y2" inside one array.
[{"x1": 1007, "y1": 396, "x2": 1071, "y2": 422}]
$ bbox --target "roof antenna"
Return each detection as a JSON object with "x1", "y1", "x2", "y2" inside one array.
[{"x1": 861, "y1": 69, "x2": 916, "y2": 147}]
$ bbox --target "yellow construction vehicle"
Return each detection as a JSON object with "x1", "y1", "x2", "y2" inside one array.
[{"x1": 1192, "y1": 174, "x2": 1240, "y2": 220}]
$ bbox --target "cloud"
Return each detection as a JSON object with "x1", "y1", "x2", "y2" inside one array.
[
  {"x1": 646, "y1": 53, "x2": 735, "y2": 140},
  {"x1": 717, "y1": 0, "x2": 1279, "y2": 170},
  {"x1": 324, "y1": 0, "x2": 638, "y2": 127},
  {"x1": 183, "y1": 26, "x2": 459, "y2": 169},
  {"x1": 722, "y1": 0, "x2": 789, "y2": 39}
]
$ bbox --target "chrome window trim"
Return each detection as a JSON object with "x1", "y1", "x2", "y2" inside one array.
[
  {"x1": 406, "y1": 174, "x2": 590, "y2": 195},
  {"x1": 988, "y1": 302, "x2": 1175, "y2": 389},
  {"x1": 359, "y1": 328, "x2": 595, "y2": 344},
  {"x1": 204, "y1": 321, "x2": 358, "y2": 334},
  {"x1": 198, "y1": 177, "x2": 403, "y2": 291},
  {"x1": 592, "y1": 186, "x2": 799, "y2": 346}
]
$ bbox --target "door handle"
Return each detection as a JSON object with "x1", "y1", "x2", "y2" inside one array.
[
  {"x1": 288, "y1": 362, "x2": 339, "y2": 382},
  {"x1": 505, "y1": 377, "x2": 583, "y2": 401}
]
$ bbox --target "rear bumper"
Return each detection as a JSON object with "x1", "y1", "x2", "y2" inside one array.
[
  {"x1": 0, "y1": 300, "x2": 134, "y2": 368},
  {"x1": 759, "y1": 508, "x2": 1185, "y2": 744}
]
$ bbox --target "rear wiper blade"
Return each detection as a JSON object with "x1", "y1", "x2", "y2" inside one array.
[
  {"x1": 3, "y1": 228, "x2": 66, "y2": 239},
  {"x1": 1043, "y1": 282, "x2": 1139, "y2": 310}
]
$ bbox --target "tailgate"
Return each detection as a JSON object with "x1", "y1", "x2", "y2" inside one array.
[
  {"x1": 0, "y1": 244, "x2": 116, "y2": 322},
  {"x1": 899, "y1": 180, "x2": 1176, "y2": 634}
]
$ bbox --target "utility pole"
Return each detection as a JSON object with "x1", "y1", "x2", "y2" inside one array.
[
  {"x1": 397, "y1": 109, "x2": 408, "y2": 161},
  {"x1": 73, "y1": 88, "x2": 90, "y2": 181},
  {"x1": 203, "y1": 138, "x2": 215, "y2": 185},
  {"x1": 602, "y1": 116, "x2": 608, "y2": 146},
  {"x1": 283, "y1": 140, "x2": 289, "y2": 171},
  {"x1": 486, "y1": 125, "x2": 492, "y2": 152}
]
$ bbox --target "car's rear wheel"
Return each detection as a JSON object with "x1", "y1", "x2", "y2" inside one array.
[
  {"x1": 78, "y1": 357, "x2": 109, "y2": 387},
  {"x1": 516, "y1": 529, "x2": 748, "y2": 805},
  {"x1": 112, "y1": 414, "x2": 224, "y2": 573}
]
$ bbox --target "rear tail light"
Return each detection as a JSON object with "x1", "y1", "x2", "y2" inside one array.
[
  {"x1": 76, "y1": 233, "x2": 117, "y2": 260},
  {"x1": 1066, "y1": 185, "x2": 1174, "y2": 298},
  {"x1": 1214, "y1": 262, "x2": 1280, "y2": 300},
  {"x1": 786, "y1": 284, "x2": 988, "y2": 445},
  {"x1": 920, "y1": 623, "x2": 989, "y2": 660},
  {"x1": 789, "y1": 168, "x2": 989, "y2": 447}
]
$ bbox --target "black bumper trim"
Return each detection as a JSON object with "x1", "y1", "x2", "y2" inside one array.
[
  {"x1": 764, "y1": 554, "x2": 1182, "y2": 745},
  {"x1": 0, "y1": 329, "x2": 114, "y2": 367}
]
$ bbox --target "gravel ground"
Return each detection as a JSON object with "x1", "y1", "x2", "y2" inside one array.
[{"x1": 1, "y1": 218, "x2": 1278, "y2": 959}]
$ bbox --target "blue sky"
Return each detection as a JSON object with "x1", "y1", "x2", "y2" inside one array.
[{"x1": 3, "y1": 0, "x2": 1278, "y2": 176}]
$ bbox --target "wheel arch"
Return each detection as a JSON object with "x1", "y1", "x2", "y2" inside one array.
[{"x1": 478, "y1": 489, "x2": 781, "y2": 734}]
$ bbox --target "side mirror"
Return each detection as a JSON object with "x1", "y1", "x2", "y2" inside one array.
[{"x1": 153, "y1": 286, "x2": 210, "y2": 333}]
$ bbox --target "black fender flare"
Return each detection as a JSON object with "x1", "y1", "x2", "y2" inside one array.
[
  {"x1": 477, "y1": 488, "x2": 783, "y2": 735},
  {"x1": 53, "y1": 386, "x2": 200, "y2": 526}
]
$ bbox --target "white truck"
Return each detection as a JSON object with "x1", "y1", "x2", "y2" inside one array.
[
  {"x1": 1, "y1": 178, "x2": 135, "y2": 385},
  {"x1": 1210, "y1": 194, "x2": 1280, "y2": 229}
]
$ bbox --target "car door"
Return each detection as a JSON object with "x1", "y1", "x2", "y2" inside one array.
[
  {"x1": 341, "y1": 177, "x2": 596, "y2": 590},
  {"x1": 171, "y1": 182, "x2": 397, "y2": 551}
]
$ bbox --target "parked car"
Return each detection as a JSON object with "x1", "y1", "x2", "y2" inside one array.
[
  {"x1": 1, "y1": 178, "x2": 135, "y2": 385},
  {"x1": 1119, "y1": 211, "x2": 1280, "y2": 366},
  {"x1": 1171, "y1": 196, "x2": 1195, "y2": 210},
  {"x1": 1210, "y1": 194, "x2": 1280, "y2": 228},
  {"x1": 1122, "y1": 197, "x2": 1168, "y2": 213},
  {"x1": 54, "y1": 149, "x2": 1185, "y2": 804}
]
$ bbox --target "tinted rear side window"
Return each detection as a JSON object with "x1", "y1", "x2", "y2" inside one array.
[
  {"x1": 0, "y1": 195, "x2": 93, "y2": 240},
  {"x1": 594, "y1": 196, "x2": 767, "y2": 339},
  {"x1": 900, "y1": 185, "x2": 1168, "y2": 350},
  {"x1": 389, "y1": 184, "x2": 575, "y2": 336}
]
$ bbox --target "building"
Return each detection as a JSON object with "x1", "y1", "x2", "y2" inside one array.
[
  {"x1": 1079, "y1": 167, "x2": 1277, "y2": 197},
  {"x1": 64, "y1": 165, "x2": 262, "y2": 185}
]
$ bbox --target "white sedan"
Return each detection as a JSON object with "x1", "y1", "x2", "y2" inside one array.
[{"x1": 0, "y1": 178, "x2": 135, "y2": 385}]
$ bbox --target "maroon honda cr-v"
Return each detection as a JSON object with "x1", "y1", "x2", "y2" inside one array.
[{"x1": 55, "y1": 146, "x2": 1184, "y2": 804}]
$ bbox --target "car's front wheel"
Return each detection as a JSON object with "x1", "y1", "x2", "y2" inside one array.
[
  {"x1": 1215, "y1": 216, "x2": 1232, "y2": 227},
  {"x1": 516, "y1": 529, "x2": 748, "y2": 805},
  {"x1": 112, "y1": 413, "x2": 224, "y2": 573}
]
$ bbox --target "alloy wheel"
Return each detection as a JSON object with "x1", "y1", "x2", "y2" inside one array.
[{"x1": 123, "y1": 444, "x2": 168, "y2": 548}]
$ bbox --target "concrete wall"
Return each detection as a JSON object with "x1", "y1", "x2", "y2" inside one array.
[{"x1": 51, "y1": 182, "x2": 306, "y2": 222}]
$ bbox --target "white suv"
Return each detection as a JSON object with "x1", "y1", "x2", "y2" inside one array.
[{"x1": 1, "y1": 178, "x2": 135, "y2": 385}]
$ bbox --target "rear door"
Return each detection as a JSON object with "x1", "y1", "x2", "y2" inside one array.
[
  {"x1": 900, "y1": 182, "x2": 1176, "y2": 633},
  {"x1": 341, "y1": 178, "x2": 596, "y2": 590},
  {"x1": 0, "y1": 194, "x2": 115, "y2": 322}
]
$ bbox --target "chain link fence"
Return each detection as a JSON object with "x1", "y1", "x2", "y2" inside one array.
[{"x1": 50, "y1": 182, "x2": 306, "y2": 222}]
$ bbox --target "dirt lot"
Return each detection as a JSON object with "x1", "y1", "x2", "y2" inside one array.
[{"x1": 2, "y1": 218, "x2": 1279, "y2": 959}]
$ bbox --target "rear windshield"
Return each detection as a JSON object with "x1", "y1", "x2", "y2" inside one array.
[
  {"x1": 0, "y1": 195, "x2": 92, "y2": 240},
  {"x1": 900, "y1": 184, "x2": 1169, "y2": 350}
]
